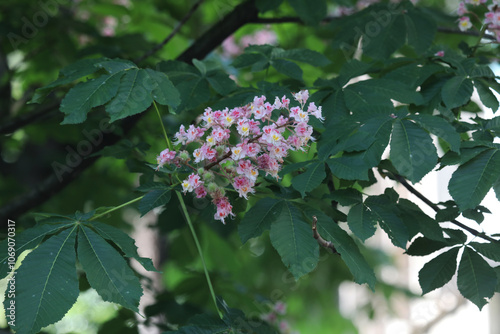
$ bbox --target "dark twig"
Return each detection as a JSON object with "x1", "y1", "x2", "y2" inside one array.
[
  {"x1": 390, "y1": 173, "x2": 499, "y2": 244},
  {"x1": 312, "y1": 216, "x2": 339, "y2": 254},
  {"x1": 0, "y1": 100, "x2": 59, "y2": 135},
  {"x1": 134, "y1": 0, "x2": 206, "y2": 64}
]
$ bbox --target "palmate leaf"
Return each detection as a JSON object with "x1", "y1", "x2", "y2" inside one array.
[
  {"x1": 390, "y1": 119, "x2": 438, "y2": 183},
  {"x1": 474, "y1": 79, "x2": 499, "y2": 111},
  {"x1": 346, "y1": 203, "x2": 377, "y2": 241},
  {"x1": 419, "y1": 246, "x2": 459, "y2": 295},
  {"x1": 0, "y1": 220, "x2": 74, "y2": 279},
  {"x1": 469, "y1": 241, "x2": 500, "y2": 262},
  {"x1": 5, "y1": 226, "x2": 79, "y2": 334},
  {"x1": 326, "y1": 153, "x2": 370, "y2": 181},
  {"x1": 77, "y1": 226, "x2": 143, "y2": 312},
  {"x1": 406, "y1": 236, "x2": 450, "y2": 256},
  {"x1": 307, "y1": 209, "x2": 376, "y2": 290},
  {"x1": 60, "y1": 71, "x2": 124, "y2": 124},
  {"x1": 457, "y1": 247, "x2": 498, "y2": 310},
  {"x1": 57, "y1": 59, "x2": 180, "y2": 124},
  {"x1": 138, "y1": 187, "x2": 172, "y2": 217},
  {"x1": 442, "y1": 76, "x2": 473, "y2": 109},
  {"x1": 30, "y1": 58, "x2": 106, "y2": 104},
  {"x1": 410, "y1": 114, "x2": 461, "y2": 153},
  {"x1": 269, "y1": 201, "x2": 319, "y2": 279},
  {"x1": 291, "y1": 162, "x2": 326, "y2": 197},
  {"x1": 364, "y1": 194, "x2": 409, "y2": 249},
  {"x1": 238, "y1": 198, "x2": 283, "y2": 243},
  {"x1": 85, "y1": 221, "x2": 159, "y2": 272},
  {"x1": 448, "y1": 148, "x2": 500, "y2": 210}
]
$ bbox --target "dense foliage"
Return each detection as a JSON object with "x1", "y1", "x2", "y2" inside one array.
[{"x1": 1, "y1": 0, "x2": 500, "y2": 333}]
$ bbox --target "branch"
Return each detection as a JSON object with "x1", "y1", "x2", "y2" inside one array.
[
  {"x1": 177, "y1": 0, "x2": 259, "y2": 63},
  {"x1": 0, "y1": 0, "x2": 261, "y2": 227},
  {"x1": 389, "y1": 172, "x2": 499, "y2": 244},
  {"x1": 312, "y1": 216, "x2": 339, "y2": 254},
  {"x1": 0, "y1": 100, "x2": 59, "y2": 135},
  {"x1": 134, "y1": 0, "x2": 206, "y2": 64}
]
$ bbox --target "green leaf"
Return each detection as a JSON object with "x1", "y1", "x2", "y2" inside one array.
[
  {"x1": 232, "y1": 53, "x2": 269, "y2": 69},
  {"x1": 494, "y1": 176, "x2": 500, "y2": 202},
  {"x1": 411, "y1": 114, "x2": 461, "y2": 153},
  {"x1": 256, "y1": 0, "x2": 283, "y2": 12},
  {"x1": 60, "y1": 71, "x2": 124, "y2": 124},
  {"x1": 269, "y1": 202, "x2": 319, "y2": 279},
  {"x1": 347, "y1": 203, "x2": 376, "y2": 241},
  {"x1": 77, "y1": 226, "x2": 143, "y2": 312},
  {"x1": 448, "y1": 148, "x2": 500, "y2": 210},
  {"x1": 406, "y1": 237, "x2": 449, "y2": 256},
  {"x1": 291, "y1": 162, "x2": 326, "y2": 197},
  {"x1": 419, "y1": 246, "x2": 459, "y2": 294},
  {"x1": 442, "y1": 76, "x2": 473, "y2": 109},
  {"x1": 144, "y1": 68, "x2": 180, "y2": 108},
  {"x1": 288, "y1": 0, "x2": 326, "y2": 25},
  {"x1": 86, "y1": 221, "x2": 159, "y2": 272},
  {"x1": 105, "y1": 68, "x2": 154, "y2": 122},
  {"x1": 474, "y1": 79, "x2": 499, "y2": 111},
  {"x1": 390, "y1": 119, "x2": 438, "y2": 183},
  {"x1": 349, "y1": 79, "x2": 423, "y2": 106},
  {"x1": 138, "y1": 188, "x2": 171, "y2": 217},
  {"x1": 365, "y1": 195, "x2": 409, "y2": 249},
  {"x1": 308, "y1": 209, "x2": 376, "y2": 290},
  {"x1": 6, "y1": 227, "x2": 79, "y2": 334},
  {"x1": 238, "y1": 198, "x2": 283, "y2": 243},
  {"x1": 192, "y1": 59, "x2": 206, "y2": 76},
  {"x1": 0, "y1": 221, "x2": 74, "y2": 279},
  {"x1": 278, "y1": 48, "x2": 330, "y2": 67},
  {"x1": 398, "y1": 199, "x2": 444, "y2": 241},
  {"x1": 158, "y1": 60, "x2": 211, "y2": 113},
  {"x1": 271, "y1": 59, "x2": 303, "y2": 80},
  {"x1": 404, "y1": 7, "x2": 436, "y2": 54},
  {"x1": 457, "y1": 247, "x2": 498, "y2": 310},
  {"x1": 30, "y1": 58, "x2": 106, "y2": 104},
  {"x1": 206, "y1": 71, "x2": 237, "y2": 96},
  {"x1": 326, "y1": 153, "x2": 370, "y2": 181},
  {"x1": 328, "y1": 188, "x2": 363, "y2": 206},
  {"x1": 469, "y1": 242, "x2": 500, "y2": 262}
]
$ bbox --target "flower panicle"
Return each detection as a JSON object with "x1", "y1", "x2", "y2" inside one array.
[{"x1": 155, "y1": 90, "x2": 323, "y2": 224}]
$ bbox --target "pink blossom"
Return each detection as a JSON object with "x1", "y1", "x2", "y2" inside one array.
[
  {"x1": 274, "y1": 301, "x2": 287, "y2": 315},
  {"x1": 293, "y1": 90, "x2": 309, "y2": 105},
  {"x1": 459, "y1": 16, "x2": 472, "y2": 31},
  {"x1": 307, "y1": 102, "x2": 324, "y2": 121},
  {"x1": 457, "y1": 2, "x2": 467, "y2": 16},
  {"x1": 213, "y1": 196, "x2": 234, "y2": 224},
  {"x1": 156, "y1": 149, "x2": 176, "y2": 170},
  {"x1": 232, "y1": 176, "x2": 255, "y2": 199},
  {"x1": 195, "y1": 185, "x2": 207, "y2": 198},
  {"x1": 182, "y1": 173, "x2": 203, "y2": 193},
  {"x1": 434, "y1": 50, "x2": 445, "y2": 57},
  {"x1": 231, "y1": 144, "x2": 245, "y2": 160}
]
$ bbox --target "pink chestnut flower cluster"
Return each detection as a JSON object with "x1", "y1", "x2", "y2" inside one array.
[
  {"x1": 457, "y1": 0, "x2": 500, "y2": 41},
  {"x1": 156, "y1": 90, "x2": 324, "y2": 224}
]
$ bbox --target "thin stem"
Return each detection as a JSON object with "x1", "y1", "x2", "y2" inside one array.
[
  {"x1": 176, "y1": 191, "x2": 223, "y2": 318},
  {"x1": 153, "y1": 101, "x2": 172, "y2": 149},
  {"x1": 90, "y1": 195, "x2": 144, "y2": 221},
  {"x1": 389, "y1": 172, "x2": 499, "y2": 244}
]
